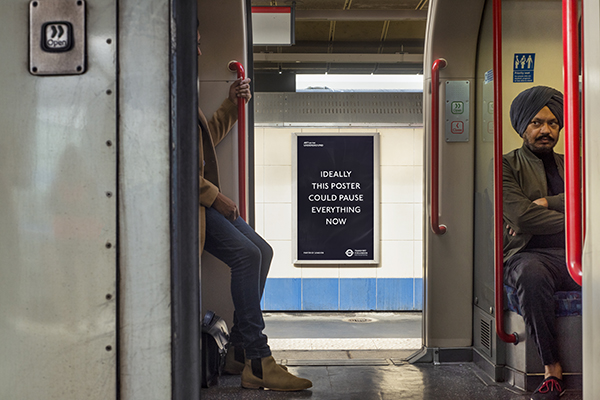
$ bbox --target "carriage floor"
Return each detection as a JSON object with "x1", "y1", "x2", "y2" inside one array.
[
  {"x1": 200, "y1": 350, "x2": 583, "y2": 400},
  {"x1": 201, "y1": 313, "x2": 582, "y2": 399}
]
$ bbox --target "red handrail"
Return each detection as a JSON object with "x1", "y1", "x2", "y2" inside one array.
[
  {"x1": 562, "y1": 0, "x2": 583, "y2": 286},
  {"x1": 431, "y1": 58, "x2": 447, "y2": 235},
  {"x1": 228, "y1": 61, "x2": 247, "y2": 221},
  {"x1": 493, "y1": 0, "x2": 518, "y2": 344},
  {"x1": 581, "y1": 1, "x2": 586, "y2": 238}
]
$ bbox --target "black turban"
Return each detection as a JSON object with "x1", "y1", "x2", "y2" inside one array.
[{"x1": 509, "y1": 86, "x2": 564, "y2": 137}]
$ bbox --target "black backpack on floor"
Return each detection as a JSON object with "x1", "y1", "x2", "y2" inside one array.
[{"x1": 201, "y1": 310, "x2": 230, "y2": 388}]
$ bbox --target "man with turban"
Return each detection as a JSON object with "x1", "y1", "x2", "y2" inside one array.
[{"x1": 503, "y1": 86, "x2": 581, "y2": 400}]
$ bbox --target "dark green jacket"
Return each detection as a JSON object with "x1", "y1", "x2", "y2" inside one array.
[{"x1": 502, "y1": 144, "x2": 565, "y2": 261}]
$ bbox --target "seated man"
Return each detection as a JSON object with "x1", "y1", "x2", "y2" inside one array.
[
  {"x1": 503, "y1": 85, "x2": 581, "y2": 400},
  {"x1": 197, "y1": 32, "x2": 312, "y2": 391}
]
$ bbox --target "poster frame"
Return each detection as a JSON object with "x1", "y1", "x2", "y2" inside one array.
[{"x1": 292, "y1": 132, "x2": 380, "y2": 266}]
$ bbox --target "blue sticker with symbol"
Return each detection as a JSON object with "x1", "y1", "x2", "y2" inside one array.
[
  {"x1": 513, "y1": 53, "x2": 535, "y2": 83},
  {"x1": 484, "y1": 69, "x2": 494, "y2": 84}
]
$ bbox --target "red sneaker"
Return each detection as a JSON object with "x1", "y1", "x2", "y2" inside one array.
[{"x1": 531, "y1": 376, "x2": 565, "y2": 400}]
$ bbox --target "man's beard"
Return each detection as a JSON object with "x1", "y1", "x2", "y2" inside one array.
[{"x1": 526, "y1": 134, "x2": 556, "y2": 154}]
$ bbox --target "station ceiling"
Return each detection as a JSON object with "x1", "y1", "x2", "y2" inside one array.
[{"x1": 251, "y1": 0, "x2": 428, "y2": 75}]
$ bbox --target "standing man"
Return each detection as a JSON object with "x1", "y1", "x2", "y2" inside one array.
[
  {"x1": 503, "y1": 86, "x2": 581, "y2": 400},
  {"x1": 197, "y1": 32, "x2": 312, "y2": 392}
]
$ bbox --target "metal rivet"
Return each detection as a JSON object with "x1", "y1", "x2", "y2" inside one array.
[
  {"x1": 107, "y1": 38, "x2": 112, "y2": 44},
  {"x1": 106, "y1": 89, "x2": 112, "y2": 95},
  {"x1": 106, "y1": 191, "x2": 113, "y2": 198},
  {"x1": 106, "y1": 345, "x2": 112, "y2": 352},
  {"x1": 76, "y1": 66, "x2": 82, "y2": 72},
  {"x1": 106, "y1": 140, "x2": 113, "y2": 147},
  {"x1": 32, "y1": 67, "x2": 38, "y2": 73},
  {"x1": 77, "y1": 1, "x2": 83, "y2": 5},
  {"x1": 106, "y1": 294, "x2": 113, "y2": 300},
  {"x1": 33, "y1": 1, "x2": 38, "y2": 6},
  {"x1": 105, "y1": 242, "x2": 112, "y2": 249},
  {"x1": 489, "y1": 307, "x2": 494, "y2": 314}
]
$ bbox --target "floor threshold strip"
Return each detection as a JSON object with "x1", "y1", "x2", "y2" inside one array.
[{"x1": 268, "y1": 337, "x2": 422, "y2": 350}]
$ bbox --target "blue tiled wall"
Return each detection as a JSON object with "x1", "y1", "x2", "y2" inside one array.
[
  {"x1": 302, "y1": 279, "x2": 339, "y2": 310},
  {"x1": 262, "y1": 278, "x2": 301, "y2": 310},
  {"x1": 262, "y1": 277, "x2": 423, "y2": 311},
  {"x1": 340, "y1": 278, "x2": 377, "y2": 310}
]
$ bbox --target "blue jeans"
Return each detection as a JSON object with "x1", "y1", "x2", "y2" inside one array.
[{"x1": 204, "y1": 206, "x2": 273, "y2": 359}]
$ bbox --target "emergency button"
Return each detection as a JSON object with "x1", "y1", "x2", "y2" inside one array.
[{"x1": 41, "y1": 22, "x2": 73, "y2": 53}]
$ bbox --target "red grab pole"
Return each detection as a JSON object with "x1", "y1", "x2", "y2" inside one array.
[
  {"x1": 228, "y1": 61, "x2": 247, "y2": 221},
  {"x1": 562, "y1": 0, "x2": 583, "y2": 286},
  {"x1": 493, "y1": 0, "x2": 518, "y2": 344},
  {"x1": 431, "y1": 58, "x2": 447, "y2": 235}
]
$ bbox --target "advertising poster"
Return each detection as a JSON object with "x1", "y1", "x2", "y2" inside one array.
[{"x1": 295, "y1": 134, "x2": 378, "y2": 263}]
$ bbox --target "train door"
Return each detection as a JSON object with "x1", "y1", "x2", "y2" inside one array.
[
  {"x1": 120, "y1": 0, "x2": 200, "y2": 398},
  {"x1": 0, "y1": 0, "x2": 201, "y2": 398},
  {"x1": 0, "y1": 1, "x2": 119, "y2": 397}
]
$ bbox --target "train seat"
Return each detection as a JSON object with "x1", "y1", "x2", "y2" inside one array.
[{"x1": 503, "y1": 285, "x2": 582, "y2": 391}]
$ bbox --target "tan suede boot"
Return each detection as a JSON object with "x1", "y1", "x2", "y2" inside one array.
[
  {"x1": 223, "y1": 345, "x2": 287, "y2": 375},
  {"x1": 225, "y1": 345, "x2": 288, "y2": 375},
  {"x1": 223, "y1": 345, "x2": 245, "y2": 375},
  {"x1": 241, "y1": 356, "x2": 312, "y2": 391}
]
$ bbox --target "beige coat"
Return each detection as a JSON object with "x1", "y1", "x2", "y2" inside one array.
[{"x1": 199, "y1": 98, "x2": 238, "y2": 251}]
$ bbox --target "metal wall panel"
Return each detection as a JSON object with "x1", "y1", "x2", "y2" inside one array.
[
  {"x1": 421, "y1": 0, "x2": 483, "y2": 349},
  {"x1": 472, "y1": 0, "x2": 500, "y2": 370},
  {"x1": 118, "y1": 0, "x2": 173, "y2": 398},
  {"x1": 0, "y1": 1, "x2": 117, "y2": 398}
]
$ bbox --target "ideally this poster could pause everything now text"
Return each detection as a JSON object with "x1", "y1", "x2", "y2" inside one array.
[{"x1": 295, "y1": 134, "x2": 378, "y2": 263}]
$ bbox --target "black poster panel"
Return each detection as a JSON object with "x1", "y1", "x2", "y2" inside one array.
[{"x1": 297, "y1": 135, "x2": 374, "y2": 261}]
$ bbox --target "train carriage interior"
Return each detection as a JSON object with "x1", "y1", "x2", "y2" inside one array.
[{"x1": 1, "y1": 0, "x2": 599, "y2": 399}]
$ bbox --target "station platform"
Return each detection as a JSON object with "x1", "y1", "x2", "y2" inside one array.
[{"x1": 264, "y1": 311, "x2": 422, "y2": 351}]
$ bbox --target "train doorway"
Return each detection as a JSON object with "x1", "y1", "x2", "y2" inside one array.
[
  {"x1": 251, "y1": 76, "x2": 424, "y2": 357},
  {"x1": 198, "y1": 0, "x2": 429, "y2": 369}
]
